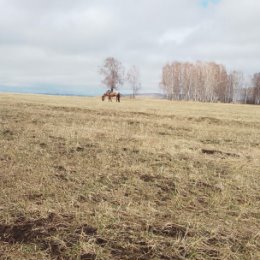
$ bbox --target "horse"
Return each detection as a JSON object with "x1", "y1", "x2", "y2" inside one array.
[{"x1": 102, "y1": 91, "x2": 121, "y2": 102}]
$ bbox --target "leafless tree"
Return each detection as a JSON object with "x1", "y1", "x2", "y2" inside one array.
[
  {"x1": 241, "y1": 78, "x2": 254, "y2": 104},
  {"x1": 213, "y1": 63, "x2": 229, "y2": 102},
  {"x1": 182, "y1": 62, "x2": 195, "y2": 100},
  {"x1": 160, "y1": 63, "x2": 173, "y2": 100},
  {"x1": 228, "y1": 71, "x2": 244, "y2": 103},
  {"x1": 253, "y1": 73, "x2": 260, "y2": 104},
  {"x1": 194, "y1": 61, "x2": 206, "y2": 101},
  {"x1": 127, "y1": 66, "x2": 141, "y2": 98},
  {"x1": 160, "y1": 61, "x2": 260, "y2": 105},
  {"x1": 100, "y1": 57, "x2": 124, "y2": 92},
  {"x1": 161, "y1": 61, "x2": 229, "y2": 102},
  {"x1": 160, "y1": 62, "x2": 183, "y2": 100}
]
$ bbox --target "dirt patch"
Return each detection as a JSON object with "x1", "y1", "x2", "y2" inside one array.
[
  {"x1": 75, "y1": 224, "x2": 97, "y2": 236},
  {"x1": 80, "y1": 252, "x2": 97, "y2": 260},
  {"x1": 158, "y1": 131, "x2": 171, "y2": 136},
  {"x1": 0, "y1": 213, "x2": 66, "y2": 244},
  {"x1": 149, "y1": 223, "x2": 190, "y2": 238},
  {"x1": 127, "y1": 119, "x2": 141, "y2": 125},
  {"x1": 140, "y1": 174, "x2": 156, "y2": 182},
  {"x1": 187, "y1": 116, "x2": 222, "y2": 125},
  {"x1": 39, "y1": 142, "x2": 47, "y2": 148},
  {"x1": 0, "y1": 154, "x2": 12, "y2": 162},
  {"x1": 0, "y1": 213, "x2": 98, "y2": 259},
  {"x1": 1, "y1": 129, "x2": 14, "y2": 140},
  {"x1": 201, "y1": 149, "x2": 239, "y2": 158},
  {"x1": 24, "y1": 192, "x2": 44, "y2": 201}
]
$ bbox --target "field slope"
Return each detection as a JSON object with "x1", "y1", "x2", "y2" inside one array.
[{"x1": 0, "y1": 93, "x2": 260, "y2": 260}]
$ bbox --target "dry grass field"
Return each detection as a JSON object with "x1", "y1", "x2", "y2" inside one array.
[{"x1": 0, "y1": 93, "x2": 260, "y2": 260}]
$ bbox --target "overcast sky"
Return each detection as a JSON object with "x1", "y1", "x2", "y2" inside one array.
[{"x1": 0, "y1": 0, "x2": 260, "y2": 95}]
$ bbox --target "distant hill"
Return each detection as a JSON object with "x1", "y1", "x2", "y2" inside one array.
[{"x1": 0, "y1": 86, "x2": 166, "y2": 99}]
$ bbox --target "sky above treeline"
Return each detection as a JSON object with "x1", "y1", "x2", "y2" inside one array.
[{"x1": 0, "y1": 0, "x2": 260, "y2": 95}]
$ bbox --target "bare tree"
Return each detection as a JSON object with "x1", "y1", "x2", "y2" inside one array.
[
  {"x1": 172, "y1": 62, "x2": 182, "y2": 100},
  {"x1": 241, "y1": 77, "x2": 254, "y2": 104},
  {"x1": 100, "y1": 57, "x2": 124, "y2": 92},
  {"x1": 253, "y1": 73, "x2": 260, "y2": 104},
  {"x1": 213, "y1": 63, "x2": 229, "y2": 102},
  {"x1": 182, "y1": 62, "x2": 195, "y2": 100},
  {"x1": 160, "y1": 63, "x2": 173, "y2": 100},
  {"x1": 160, "y1": 61, "x2": 233, "y2": 102},
  {"x1": 229, "y1": 71, "x2": 244, "y2": 103},
  {"x1": 160, "y1": 62, "x2": 180, "y2": 100},
  {"x1": 194, "y1": 61, "x2": 206, "y2": 101},
  {"x1": 127, "y1": 66, "x2": 141, "y2": 98},
  {"x1": 160, "y1": 61, "x2": 260, "y2": 105}
]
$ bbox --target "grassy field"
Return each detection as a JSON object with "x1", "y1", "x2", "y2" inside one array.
[{"x1": 0, "y1": 93, "x2": 259, "y2": 260}]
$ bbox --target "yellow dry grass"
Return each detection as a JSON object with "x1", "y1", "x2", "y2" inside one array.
[{"x1": 0, "y1": 93, "x2": 260, "y2": 260}]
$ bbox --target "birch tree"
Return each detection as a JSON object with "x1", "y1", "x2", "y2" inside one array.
[
  {"x1": 100, "y1": 57, "x2": 124, "y2": 92},
  {"x1": 127, "y1": 66, "x2": 141, "y2": 98},
  {"x1": 253, "y1": 73, "x2": 260, "y2": 104}
]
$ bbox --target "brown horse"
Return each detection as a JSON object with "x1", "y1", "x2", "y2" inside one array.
[{"x1": 102, "y1": 91, "x2": 120, "y2": 102}]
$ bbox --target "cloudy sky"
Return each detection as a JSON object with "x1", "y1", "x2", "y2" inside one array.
[{"x1": 0, "y1": 0, "x2": 260, "y2": 95}]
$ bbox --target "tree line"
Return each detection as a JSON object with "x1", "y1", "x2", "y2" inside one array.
[
  {"x1": 160, "y1": 61, "x2": 260, "y2": 104},
  {"x1": 99, "y1": 57, "x2": 260, "y2": 104}
]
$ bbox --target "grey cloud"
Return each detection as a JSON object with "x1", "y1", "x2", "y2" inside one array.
[{"x1": 0, "y1": 0, "x2": 259, "y2": 93}]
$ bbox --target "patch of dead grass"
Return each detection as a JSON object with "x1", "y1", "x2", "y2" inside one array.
[{"x1": 0, "y1": 93, "x2": 259, "y2": 259}]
